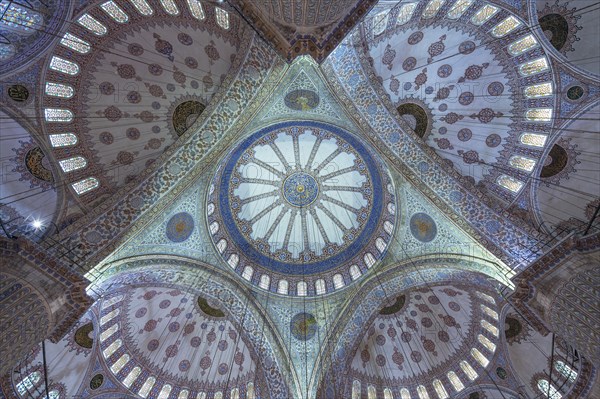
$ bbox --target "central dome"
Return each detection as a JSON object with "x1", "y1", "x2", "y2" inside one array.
[{"x1": 207, "y1": 121, "x2": 396, "y2": 296}]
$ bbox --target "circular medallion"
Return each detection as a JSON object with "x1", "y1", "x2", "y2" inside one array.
[
  {"x1": 166, "y1": 212, "x2": 194, "y2": 242},
  {"x1": 566, "y1": 85, "x2": 584, "y2": 101},
  {"x1": 284, "y1": 89, "x2": 320, "y2": 111},
  {"x1": 282, "y1": 172, "x2": 319, "y2": 207},
  {"x1": 7, "y1": 85, "x2": 29, "y2": 102},
  {"x1": 409, "y1": 213, "x2": 437, "y2": 242},
  {"x1": 90, "y1": 374, "x2": 104, "y2": 390},
  {"x1": 208, "y1": 122, "x2": 396, "y2": 294},
  {"x1": 290, "y1": 313, "x2": 318, "y2": 341}
]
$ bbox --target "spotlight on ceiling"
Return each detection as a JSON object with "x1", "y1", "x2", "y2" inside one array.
[{"x1": 32, "y1": 219, "x2": 43, "y2": 230}]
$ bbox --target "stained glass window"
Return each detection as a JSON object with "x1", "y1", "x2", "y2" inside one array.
[
  {"x1": 158, "y1": 384, "x2": 172, "y2": 399},
  {"x1": 197, "y1": 393, "x2": 207, "y2": 399},
  {"x1": 216, "y1": 238, "x2": 227, "y2": 253},
  {"x1": 187, "y1": 0, "x2": 205, "y2": 19},
  {"x1": 227, "y1": 253, "x2": 239, "y2": 268},
  {"x1": 49, "y1": 56, "x2": 79, "y2": 75},
  {"x1": 520, "y1": 133, "x2": 548, "y2": 147},
  {"x1": 45, "y1": 82, "x2": 74, "y2": 98},
  {"x1": 508, "y1": 35, "x2": 538, "y2": 56},
  {"x1": 364, "y1": 252, "x2": 376, "y2": 268},
  {"x1": 101, "y1": 308, "x2": 119, "y2": 325},
  {"x1": 48, "y1": 390, "x2": 60, "y2": 399},
  {"x1": 497, "y1": 175, "x2": 524, "y2": 193},
  {"x1": 509, "y1": 155, "x2": 536, "y2": 172},
  {"x1": 526, "y1": 108, "x2": 552, "y2": 122},
  {"x1": 214, "y1": 392, "x2": 223, "y2": 399},
  {"x1": 129, "y1": 0, "x2": 153, "y2": 16},
  {"x1": 60, "y1": 32, "x2": 91, "y2": 54},
  {"x1": 471, "y1": 347, "x2": 489, "y2": 367},
  {"x1": 447, "y1": 0, "x2": 474, "y2": 19},
  {"x1": 102, "y1": 294, "x2": 124, "y2": 309},
  {"x1": 242, "y1": 266, "x2": 253, "y2": 281},
  {"x1": 352, "y1": 380, "x2": 361, "y2": 399},
  {"x1": 376, "y1": 237, "x2": 387, "y2": 253},
  {"x1": 0, "y1": 1, "x2": 43, "y2": 34},
  {"x1": 480, "y1": 319, "x2": 499, "y2": 337},
  {"x1": 460, "y1": 360, "x2": 478, "y2": 380},
  {"x1": 417, "y1": 385, "x2": 430, "y2": 399},
  {"x1": 333, "y1": 274, "x2": 345, "y2": 289},
  {"x1": 481, "y1": 304, "x2": 499, "y2": 320},
  {"x1": 470, "y1": 4, "x2": 498, "y2": 25},
  {"x1": 72, "y1": 177, "x2": 100, "y2": 195},
  {"x1": 16, "y1": 371, "x2": 41, "y2": 395},
  {"x1": 103, "y1": 339, "x2": 122, "y2": 358},
  {"x1": 537, "y1": 379, "x2": 562, "y2": 399},
  {"x1": 368, "y1": 385, "x2": 377, "y2": 399},
  {"x1": 384, "y1": 388, "x2": 394, "y2": 399},
  {"x1": 230, "y1": 388, "x2": 239, "y2": 399},
  {"x1": 524, "y1": 82, "x2": 553, "y2": 98},
  {"x1": 491, "y1": 16, "x2": 522, "y2": 37},
  {"x1": 59, "y1": 156, "x2": 87, "y2": 172},
  {"x1": 519, "y1": 57, "x2": 549, "y2": 77},
  {"x1": 297, "y1": 281, "x2": 307, "y2": 296},
  {"x1": 347, "y1": 266, "x2": 362, "y2": 282},
  {"x1": 45, "y1": 108, "x2": 74, "y2": 122},
  {"x1": 178, "y1": 390, "x2": 189, "y2": 399},
  {"x1": 400, "y1": 388, "x2": 411, "y2": 399},
  {"x1": 475, "y1": 291, "x2": 495, "y2": 304},
  {"x1": 447, "y1": 371, "x2": 464, "y2": 392},
  {"x1": 277, "y1": 279, "x2": 288, "y2": 295},
  {"x1": 259, "y1": 274, "x2": 270, "y2": 290},
  {"x1": 77, "y1": 14, "x2": 107, "y2": 35},
  {"x1": 159, "y1": 0, "x2": 179, "y2": 15},
  {"x1": 315, "y1": 279, "x2": 326, "y2": 295},
  {"x1": 101, "y1": 1, "x2": 129, "y2": 23},
  {"x1": 123, "y1": 367, "x2": 141, "y2": 388},
  {"x1": 207, "y1": 203, "x2": 215, "y2": 215},
  {"x1": 478, "y1": 334, "x2": 496, "y2": 352},
  {"x1": 555, "y1": 361, "x2": 578, "y2": 382},
  {"x1": 100, "y1": 323, "x2": 119, "y2": 342},
  {"x1": 388, "y1": 202, "x2": 396, "y2": 214},
  {"x1": 373, "y1": 11, "x2": 388, "y2": 36},
  {"x1": 215, "y1": 7, "x2": 229, "y2": 30},
  {"x1": 209, "y1": 221, "x2": 219, "y2": 234},
  {"x1": 138, "y1": 377, "x2": 156, "y2": 398},
  {"x1": 0, "y1": 43, "x2": 15, "y2": 60},
  {"x1": 49, "y1": 133, "x2": 78, "y2": 147},
  {"x1": 247, "y1": 382, "x2": 255, "y2": 399},
  {"x1": 384, "y1": 221, "x2": 394, "y2": 235},
  {"x1": 396, "y1": 3, "x2": 417, "y2": 25},
  {"x1": 433, "y1": 379, "x2": 448, "y2": 399},
  {"x1": 110, "y1": 354, "x2": 130, "y2": 374},
  {"x1": 423, "y1": 0, "x2": 446, "y2": 19}
]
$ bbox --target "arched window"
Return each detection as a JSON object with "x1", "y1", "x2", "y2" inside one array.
[
  {"x1": 384, "y1": 221, "x2": 394, "y2": 235},
  {"x1": 417, "y1": 385, "x2": 430, "y2": 399},
  {"x1": 368, "y1": 385, "x2": 377, "y2": 399},
  {"x1": 478, "y1": 334, "x2": 496, "y2": 353},
  {"x1": 537, "y1": 379, "x2": 562, "y2": 399},
  {"x1": 247, "y1": 382, "x2": 256, "y2": 399},
  {"x1": 388, "y1": 202, "x2": 396, "y2": 214},
  {"x1": 333, "y1": 274, "x2": 345, "y2": 290},
  {"x1": 524, "y1": 83, "x2": 553, "y2": 99},
  {"x1": 101, "y1": 1, "x2": 129, "y2": 23},
  {"x1": 215, "y1": 7, "x2": 229, "y2": 29},
  {"x1": 259, "y1": 274, "x2": 270, "y2": 290},
  {"x1": 525, "y1": 108, "x2": 552, "y2": 122},
  {"x1": 475, "y1": 291, "x2": 495, "y2": 304},
  {"x1": 110, "y1": 354, "x2": 130, "y2": 373},
  {"x1": 297, "y1": 281, "x2": 307, "y2": 296},
  {"x1": 519, "y1": 57, "x2": 549, "y2": 77},
  {"x1": 230, "y1": 388, "x2": 239, "y2": 399},
  {"x1": 471, "y1": 347, "x2": 489, "y2": 367},
  {"x1": 45, "y1": 82, "x2": 74, "y2": 98},
  {"x1": 315, "y1": 279, "x2": 326, "y2": 295},
  {"x1": 364, "y1": 252, "x2": 376, "y2": 268},
  {"x1": 59, "y1": 156, "x2": 88, "y2": 173},
  {"x1": 214, "y1": 392, "x2": 223, "y2": 399},
  {"x1": 400, "y1": 388, "x2": 411, "y2": 399},
  {"x1": 187, "y1": 0, "x2": 205, "y2": 20},
  {"x1": 49, "y1": 56, "x2": 79, "y2": 75},
  {"x1": 49, "y1": 133, "x2": 78, "y2": 148},
  {"x1": 396, "y1": 3, "x2": 417, "y2": 25},
  {"x1": 207, "y1": 203, "x2": 215, "y2": 216},
  {"x1": 520, "y1": 133, "x2": 547, "y2": 147},
  {"x1": 158, "y1": 384, "x2": 172, "y2": 399},
  {"x1": 48, "y1": 390, "x2": 60, "y2": 399},
  {"x1": 277, "y1": 279, "x2": 288, "y2": 295},
  {"x1": 349, "y1": 265, "x2": 361, "y2": 280},
  {"x1": 178, "y1": 390, "x2": 189, "y2": 399},
  {"x1": 555, "y1": 361, "x2": 578, "y2": 383},
  {"x1": 123, "y1": 366, "x2": 141, "y2": 388},
  {"x1": 496, "y1": 175, "x2": 523, "y2": 194},
  {"x1": 423, "y1": 0, "x2": 446, "y2": 19},
  {"x1": 138, "y1": 376, "x2": 156, "y2": 398},
  {"x1": 508, "y1": 35, "x2": 538, "y2": 56},
  {"x1": 509, "y1": 155, "x2": 536, "y2": 172},
  {"x1": 101, "y1": 308, "x2": 120, "y2": 325},
  {"x1": 480, "y1": 319, "x2": 499, "y2": 337},
  {"x1": 60, "y1": 33, "x2": 91, "y2": 54},
  {"x1": 0, "y1": 2, "x2": 42, "y2": 34},
  {"x1": 100, "y1": 323, "x2": 119, "y2": 342},
  {"x1": 216, "y1": 238, "x2": 227, "y2": 253},
  {"x1": 16, "y1": 371, "x2": 41, "y2": 395},
  {"x1": 242, "y1": 266, "x2": 253, "y2": 281},
  {"x1": 101, "y1": 294, "x2": 124, "y2": 309},
  {"x1": 103, "y1": 339, "x2": 122, "y2": 358},
  {"x1": 372, "y1": 11, "x2": 388, "y2": 36},
  {"x1": 491, "y1": 15, "x2": 521, "y2": 37},
  {"x1": 72, "y1": 177, "x2": 99, "y2": 195},
  {"x1": 352, "y1": 380, "x2": 361, "y2": 399},
  {"x1": 460, "y1": 360, "x2": 478, "y2": 381},
  {"x1": 129, "y1": 0, "x2": 153, "y2": 16},
  {"x1": 432, "y1": 379, "x2": 448, "y2": 399},
  {"x1": 480, "y1": 305, "x2": 499, "y2": 320},
  {"x1": 447, "y1": 0, "x2": 474, "y2": 19},
  {"x1": 77, "y1": 14, "x2": 107, "y2": 35},
  {"x1": 447, "y1": 371, "x2": 464, "y2": 392},
  {"x1": 384, "y1": 388, "x2": 394, "y2": 399},
  {"x1": 45, "y1": 108, "x2": 74, "y2": 123},
  {"x1": 376, "y1": 237, "x2": 387, "y2": 253},
  {"x1": 227, "y1": 253, "x2": 238, "y2": 268},
  {"x1": 159, "y1": 0, "x2": 179, "y2": 15},
  {"x1": 209, "y1": 221, "x2": 219, "y2": 234},
  {"x1": 471, "y1": 4, "x2": 498, "y2": 25}
]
